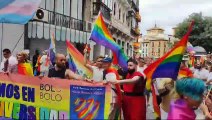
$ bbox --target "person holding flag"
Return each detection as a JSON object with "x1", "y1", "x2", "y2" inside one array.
[
  {"x1": 100, "y1": 57, "x2": 122, "y2": 119},
  {"x1": 109, "y1": 58, "x2": 146, "y2": 120}
]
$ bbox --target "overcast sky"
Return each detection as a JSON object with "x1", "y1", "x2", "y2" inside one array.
[{"x1": 139, "y1": 0, "x2": 212, "y2": 35}]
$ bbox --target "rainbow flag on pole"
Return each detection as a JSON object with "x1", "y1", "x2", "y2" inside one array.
[
  {"x1": 66, "y1": 40, "x2": 93, "y2": 78},
  {"x1": 89, "y1": 12, "x2": 128, "y2": 70},
  {"x1": 0, "y1": 0, "x2": 41, "y2": 24},
  {"x1": 144, "y1": 21, "x2": 194, "y2": 119}
]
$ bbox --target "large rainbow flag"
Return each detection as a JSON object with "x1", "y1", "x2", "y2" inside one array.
[
  {"x1": 0, "y1": 0, "x2": 41, "y2": 24},
  {"x1": 144, "y1": 21, "x2": 194, "y2": 119},
  {"x1": 66, "y1": 40, "x2": 93, "y2": 79},
  {"x1": 144, "y1": 21, "x2": 194, "y2": 90},
  {"x1": 89, "y1": 12, "x2": 128, "y2": 70}
]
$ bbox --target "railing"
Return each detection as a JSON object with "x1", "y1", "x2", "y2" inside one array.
[
  {"x1": 93, "y1": 2, "x2": 111, "y2": 21},
  {"x1": 32, "y1": 9, "x2": 92, "y2": 32},
  {"x1": 131, "y1": 26, "x2": 140, "y2": 36}
]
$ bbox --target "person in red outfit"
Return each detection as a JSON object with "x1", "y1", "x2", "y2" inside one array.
[{"x1": 109, "y1": 58, "x2": 146, "y2": 120}]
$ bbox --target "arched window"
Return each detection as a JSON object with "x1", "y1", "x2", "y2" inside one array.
[
  {"x1": 119, "y1": 8, "x2": 121, "y2": 20},
  {"x1": 113, "y1": 3, "x2": 116, "y2": 15}
]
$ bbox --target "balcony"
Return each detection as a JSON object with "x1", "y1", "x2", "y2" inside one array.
[
  {"x1": 127, "y1": 0, "x2": 139, "y2": 12},
  {"x1": 28, "y1": 9, "x2": 92, "y2": 43},
  {"x1": 131, "y1": 26, "x2": 140, "y2": 36},
  {"x1": 93, "y1": 2, "x2": 111, "y2": 21},
  {"x1": 135, "y1": 12, "x2": 141, "y2": 22},
  {"x1": 132, "y1": 1, "x2": 139, "y2": 12},
  {"x1": 32, "y1": 9, "x2": 92, "y2": 32}
]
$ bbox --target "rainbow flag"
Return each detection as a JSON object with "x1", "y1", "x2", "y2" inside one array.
[
  {"x1": 66, "y1": 40, "x2": 93, "y2": 78},
  {"x1": 48, "y1": 33, "x2": 56, "y2": 64},
  {"x1": 68, "y1": 54, "x2": 77, "y2": 73},
  {"x1": 188, "y1": 56, "x2": 195, "y2": 68},
  {"x1": 178, "y1": 68, "x2": 193, "y2": 78},
  {"x1": 144, "y1": 21, "x2": 194, "y2": 119},
  {"x1": 144, "y1": 21, "x2": 194, "y2": 90},
  {"x1": 89, "y1": 12, "x2": 128, "y2": 70},
  {"x1": 17, "y1": 63, "x2": 34, "y2": 76},
  {"x1": 0, "y1": 0, "x2": 41, "y2": 24}
]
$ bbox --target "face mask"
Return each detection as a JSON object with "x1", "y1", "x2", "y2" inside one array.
[{"x1": 128, "y1": 69, "x2": 135, "y2": 74}]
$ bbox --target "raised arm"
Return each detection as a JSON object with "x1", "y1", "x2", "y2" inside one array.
[
  {"x1": 65, "y1": 69, "x2": 83, "y2": 80},
  {"x1": 84, "y1": 50, "x2": 93, "y2": 70}
]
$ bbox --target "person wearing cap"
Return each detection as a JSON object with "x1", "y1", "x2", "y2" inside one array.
[
  {"x1": 101, "y1": 57, "x2": 122, "y2": 119},
  {"x1": 109, "y1": 58, "x2": 146, "y2": 120}
]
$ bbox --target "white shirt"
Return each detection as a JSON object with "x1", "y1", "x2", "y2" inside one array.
[
  {"x1": 91, "y1": 66, "x2": 104, "y2": 82},
  {"x1": 194, "y1": 68, "x2": 209, "y2": 80},
  {"x1": 207, "y1": 72, "x2": 212, "y2": 81},
  {"x1": 0, "y1": 56, "x2": 17, "y2": 73},
  {"x1": 105, "y1": 72, "x2": 117, "y2": 103},
  {"x1": 40, "y1": 55, "x2": 49, "y2": 72}
]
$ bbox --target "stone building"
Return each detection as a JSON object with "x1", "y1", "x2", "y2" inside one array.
[
  {"x1": 141, "y1": 25, "x2": 179, "y2": 58},
  {"x1": 0, "y1": 0, "x2": 141, "y2": 61},
  {"x1": 88, "y1": 0, "x2": 141, "y2": 60}
]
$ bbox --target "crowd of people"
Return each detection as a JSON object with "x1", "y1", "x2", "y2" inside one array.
[{"x1": 0, "y1": 48, "x2": 212, "y2": 120}]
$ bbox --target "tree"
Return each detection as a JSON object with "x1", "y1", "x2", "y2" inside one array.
[{"x1": 175, "y1": 13, "x2": 212, "y2": 53}]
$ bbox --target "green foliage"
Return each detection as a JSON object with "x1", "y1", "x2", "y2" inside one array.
[{"x1": 175, "y1": 12, "x2": 212, "y2": 53}]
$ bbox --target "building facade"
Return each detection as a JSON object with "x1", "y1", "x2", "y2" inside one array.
[
  {"x1": 89, "y1": 0, "x2": 141, "y2": 60},
  {"x1": 141, "y1": 25, "x2": 179, "y2": 58},
  {"x1": 0, "y1": 0, "x2": 141, "y2": 61}
]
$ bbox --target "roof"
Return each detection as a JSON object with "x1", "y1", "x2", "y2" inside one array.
[{"x1": 147, "y1": 24, "x2": 164, "y2": 31}]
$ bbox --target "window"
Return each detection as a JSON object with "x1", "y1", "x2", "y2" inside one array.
[
  {"x1": 123, "y1": 13, "x2": 125, "y2": 23},
  {"x1": 113, "y1": 3, "x2": 116, "y2": 15},
  {"x1": 119, "y1": 8, "x2": 121, "y2": 20},
  {"x1": 152, "y1": 42, "x2": 154, "y2": 47},
  {"x1": 159, "y1": 42, "x2": 160, "y2": 47}
]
